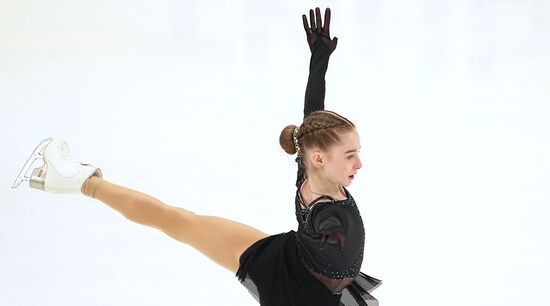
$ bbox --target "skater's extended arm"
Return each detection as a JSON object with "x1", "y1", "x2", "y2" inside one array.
[
  {"x1": 297, "y1": 8, "x2": 338, "y2": 182},
  {"x1": 302, "y1": 7, "x2": 338, "y2": 117}
]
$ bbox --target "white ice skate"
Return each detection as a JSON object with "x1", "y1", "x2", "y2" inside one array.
[{"x1": 11, "y1": 138, "x2": 102, "y2": 194}]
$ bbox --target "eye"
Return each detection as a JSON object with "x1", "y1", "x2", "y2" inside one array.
[{"x1": 347, "y1": 155, "x2": 355, "y2": 159}]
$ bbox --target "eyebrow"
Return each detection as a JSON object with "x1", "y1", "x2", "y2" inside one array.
[{"x1": 345, "y1": 148, "x2": 361, "y2": 154}]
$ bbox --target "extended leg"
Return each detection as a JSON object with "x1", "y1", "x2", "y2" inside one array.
[{"x1": 82, "y1": 176, "x2": 269, "y2": 273}]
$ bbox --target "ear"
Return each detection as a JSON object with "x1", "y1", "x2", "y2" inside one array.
[{"x1": 311, "y1": 151, "x2": 324, "y2": 168}]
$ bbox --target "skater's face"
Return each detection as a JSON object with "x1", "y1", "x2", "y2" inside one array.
[{"x1": 309, "y1": 129, "x2": 363, "y2": 187}]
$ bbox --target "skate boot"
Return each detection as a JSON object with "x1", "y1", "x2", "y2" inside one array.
[{"x1": 11, "y1": 138, "x2": 102, "y2": 194}]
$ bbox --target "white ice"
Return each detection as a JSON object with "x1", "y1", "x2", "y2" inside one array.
[{"x1": 1, "y1": 0, "x2": 549, "y2": 305}]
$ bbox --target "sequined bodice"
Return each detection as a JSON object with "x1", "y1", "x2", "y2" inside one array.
[{"x1": 294, "y1": 174, "x2": 365, "y2": 285}]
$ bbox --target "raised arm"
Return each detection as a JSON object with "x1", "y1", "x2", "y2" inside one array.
[
  {"x1": 302, "y1": 7, "x2": 338, "y2": 117},
  {"x1": 296, "y1": 8, "x2": 339, "y2": 185}
]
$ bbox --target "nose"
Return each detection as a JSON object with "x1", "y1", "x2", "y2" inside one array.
[{"x1": 356, "y1": 156, "x2": 363, "y2": 170}]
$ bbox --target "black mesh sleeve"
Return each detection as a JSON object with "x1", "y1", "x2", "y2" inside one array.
[
  {"x1": 296, "y1": 40, "x2": 333, "y2": 186},
  {"x1": 303, "y1": 39, "x2": 332, "y2": 117}
]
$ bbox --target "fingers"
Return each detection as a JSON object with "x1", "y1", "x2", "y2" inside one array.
[
  {"x1": 305, "y1": 7, "x2": 332, "y2": 33},
  {"x1": 302, "y1": 14, "x2": 311, "y2": 35},
  {"x1": 323, "y1": 8, "x2": 331, "y2": 35},
  {"x1": 315, "y1": 7, "x2": 322, "y2": 32},
  {"x1": 318, "y1": 230, "x2": 347, "y2": 252},
  {"x1": 339, "y1": 234, "x2": 346, "y2": 252},
  {"x1": 320, "y1": 235, "x2": 327, "y2": 249}
]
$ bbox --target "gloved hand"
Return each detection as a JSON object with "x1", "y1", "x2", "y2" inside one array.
[
  {"x1": 302, "y1": 7, "x2": 338, "y2": 53},
  {"x1": 313, "y1": 228, "x2": 346, "y2": 252}
]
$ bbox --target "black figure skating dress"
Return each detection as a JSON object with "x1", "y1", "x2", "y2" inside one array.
[{"x1": 235, "y1": 40, "x2": 382, "y2": 306}]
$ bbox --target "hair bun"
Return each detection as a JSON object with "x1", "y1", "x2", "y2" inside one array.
[{"x1": 279, "y1": 125, "x2": 298, "y2": 155}]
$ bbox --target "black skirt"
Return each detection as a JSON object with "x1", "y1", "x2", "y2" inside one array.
[{"x1": 236, "y1": 231, "x2": 382, "y2": 306}]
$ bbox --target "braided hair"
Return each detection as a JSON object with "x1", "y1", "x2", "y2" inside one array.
[{"x1": 279, "y1": 110, "x2": 355, "y2": 170}]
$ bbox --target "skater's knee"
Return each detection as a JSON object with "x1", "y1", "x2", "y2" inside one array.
[
  {"x1": 120, "y1": 196, "x2": 182, "y2": 227},
  {"x1": 154, "y1": 206, "x2": 199, "y2": 241}
]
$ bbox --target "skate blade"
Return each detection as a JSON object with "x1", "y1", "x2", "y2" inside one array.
[{"x1": 11, "y1": 137, "x2": 54, "y2": 189}]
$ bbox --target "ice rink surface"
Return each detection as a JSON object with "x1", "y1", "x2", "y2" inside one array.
[{"x1": 1, "y1": 0, "x2": 549, "y2": 305}]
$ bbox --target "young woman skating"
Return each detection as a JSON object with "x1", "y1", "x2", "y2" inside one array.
[{"x1": 12, "y1": 7, "x2": 381, "y2": 306}]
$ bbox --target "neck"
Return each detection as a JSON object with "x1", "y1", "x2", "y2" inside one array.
[{"x1": 307, "y1": 174, "x2": 345, "y2": 199}]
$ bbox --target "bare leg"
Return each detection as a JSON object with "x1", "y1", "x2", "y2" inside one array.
[{"x1": 81, "y1": 176, "x2": 269, "y2": 273}]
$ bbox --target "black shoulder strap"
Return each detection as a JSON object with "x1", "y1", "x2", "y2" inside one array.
[{"x1": 305, "y1": 195, "x2": 335, "y2": 210}]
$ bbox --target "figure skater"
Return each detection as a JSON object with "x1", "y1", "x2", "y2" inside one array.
[{"x1": 12, "y1": 7, "x2": 381, "y2": 306}]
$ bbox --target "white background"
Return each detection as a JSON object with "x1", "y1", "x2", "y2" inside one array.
[{"x1": 1, "y1": 0, "x2": 549, "y2": 305}]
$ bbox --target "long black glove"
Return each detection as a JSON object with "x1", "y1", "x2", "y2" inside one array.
[{"x1": 302, "y1": 7, "x2": 338, "y2": 53}]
